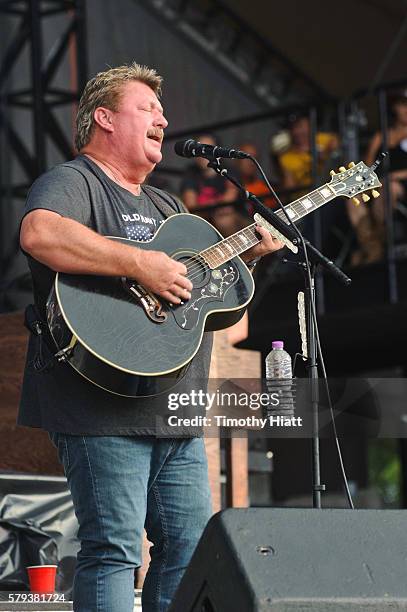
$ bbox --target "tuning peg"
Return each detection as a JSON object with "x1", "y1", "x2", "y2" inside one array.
[
  {"x1": 362, "y1": 193, "x2": 370, "y2": 202},
  {"x1": 330, "y1": 170, "x2": 336, "y2": 176},
  {"x1": 348, "y1": 161, "x2": 356, "y2": 168},
  {"x1": 352, "y1": 197, "x2": 360, "y2": 206},
  {"x1": 339, "y1": 166, "x2": 347, "y2": 173},
  {"x1": 371, "y1": 189, "x2": 380, "y2": 198}
]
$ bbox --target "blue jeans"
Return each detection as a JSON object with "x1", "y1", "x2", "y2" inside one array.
[{"x1": 49, "y1": 434, "x2": 212, "y2": 612}]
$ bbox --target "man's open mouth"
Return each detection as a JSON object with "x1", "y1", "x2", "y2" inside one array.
[{"x1": 147, "y1": 133, "x2": 162, "y2": 143}]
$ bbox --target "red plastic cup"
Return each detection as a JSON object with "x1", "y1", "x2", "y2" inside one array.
[{"x1": 26, "y1": 565, "x2": 57, "y2": 593}]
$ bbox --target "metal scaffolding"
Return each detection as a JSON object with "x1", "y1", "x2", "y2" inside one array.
[
  {"x1": 0, "y1": 0, "x2": 87, "y2": 292},
  {"x1": 139, "y1": 0, "x2": 330, "y2": 110}
]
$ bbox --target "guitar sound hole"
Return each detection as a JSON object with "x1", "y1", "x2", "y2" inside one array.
[{"x1": 173, "y1": 251, "x2": 210, "y2": 289}]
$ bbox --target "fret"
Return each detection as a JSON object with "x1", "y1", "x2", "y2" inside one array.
[
  {"x1": 320, "y1": 186, "x2": 332, "y2": 199},
  {"x1": 227, "y1": 236, "x2": 241, "y2": 256},
  {"x1": 201, "y1": 224, "x2": 261, "y2": 268},
  {"x1": 275, "y1": 183, "x2": 335, "y2": 224},
  {"x1": 201, "y1": 253, "x2": 215, "y2": 268},
  {"x1": 240, "y1": 232, "x2": 258, "y2": 249},
  {"x1": 236, "y1": 232, "x2": 249, "y2": 246},
  {"x1": 300, "y1": 197, "x2": 313, "y2": 210},
  {"x1": 240, "y1": 226, "x2": 258, "y2": 244}
]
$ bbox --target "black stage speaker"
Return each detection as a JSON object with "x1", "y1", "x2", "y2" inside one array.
[{"x1": 169, "y1": 508, "x2": 407, "y2": 611}]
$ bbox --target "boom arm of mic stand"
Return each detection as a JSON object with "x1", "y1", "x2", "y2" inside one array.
[
  {"x1": 300, "y1": 237, "x2": 351, "y2": 286},
  {"x1": 208, "y1": 161, "x2": 352, "y2": 286}
]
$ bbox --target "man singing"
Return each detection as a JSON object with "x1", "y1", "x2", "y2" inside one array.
[{"x1": 19, "y1": 62, "x2": 282, "y2": 612}]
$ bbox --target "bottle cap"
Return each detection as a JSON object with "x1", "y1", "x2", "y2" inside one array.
[{"x1": 272, "y1": 340, "x2": 284, "y2": 349}]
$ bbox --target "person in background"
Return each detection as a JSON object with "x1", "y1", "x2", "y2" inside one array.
[
  {"x1": 180, "y1": 133, "x2": 242, "y2": 235},
  {"x1": 274, "y1": 114, "x2": 342, "y2": 257},
  {"x1": 277, "y1": 114, "x2": 339, "y2": 198},
  {"x1": 366, "y1": 89, "x2": 407, "y2": 210},
  {"x1": 236, "y1": 142, "x2": 276, "y2": 210},
  {"x1": 348, "y1": 89, "x2": 407, "y2": 265}
]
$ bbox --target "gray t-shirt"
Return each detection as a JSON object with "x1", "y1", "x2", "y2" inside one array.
[{"x1": 18, "y1": 155, "x2": 212, "y2": 436}]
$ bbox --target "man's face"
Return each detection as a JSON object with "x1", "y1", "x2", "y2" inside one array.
[{"x1": 110, "y1": 80, "x2": 168, "y2": 172}]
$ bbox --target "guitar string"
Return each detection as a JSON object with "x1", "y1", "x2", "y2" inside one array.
[
  {"x1": 180, "y1": 206, "x2": 293, "y2": 280},
  {"x1": 182, "y1": 228, "x2": 259, "y2": 282},
  {"x1": 175, "y1": 175, "x2": 373, "y2": 281},
  {"x1": 174, "y1": 176, "x2": 378, "y2": 296},
  {"x1": 169, "y1": 178, "x2": 373, "y2": 287},
  {"x1": 180, "y1": 224, "x2": 257, "y2": 277},
  {"x1": 180, "y1": 189, "x2": 332, "y2": 280},
  {"x1": 178, "y1": 186, "x2": 342, "y2": 281},
  {"x1": 179, "y1": 204, "x2": 297, "y2": 281}
]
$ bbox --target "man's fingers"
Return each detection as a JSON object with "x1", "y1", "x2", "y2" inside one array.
[
  {"x1": 256, "y1": 225, "x2": 274, "y2": 242},
  {"x1": 174, "y1": 260, "x2": 188, "y2": 276},
  {"x1": 255, "y1": 224, "x2": 270, "y2": 237},
  {"x1": 176, "y1": 274, "x2": 193, "y2": 292},
  {"x1": 162, "y1": 290, "x2": 181, "y2": 304},
  {"x1": 255, "y1": 225, "x2": 284, "y2": 251},
  {"x1": 172, "y1": 284, "x2": 191, "y2": 300},
  {"x1": 161, "y1": 286, "x2": 191, "y2": 304}
]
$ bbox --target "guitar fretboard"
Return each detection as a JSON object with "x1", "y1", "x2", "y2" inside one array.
[{"x1": 200, "y1": 183, "x2": 335, "y2": 269}]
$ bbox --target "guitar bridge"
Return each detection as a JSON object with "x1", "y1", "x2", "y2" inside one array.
[{"x1": 122, "y1": 278, "x2": 167, "y2": 324}]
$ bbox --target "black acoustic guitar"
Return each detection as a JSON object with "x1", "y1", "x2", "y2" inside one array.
[{"x1": 46, "y1": 162, "x2": 381, "y2": 397}]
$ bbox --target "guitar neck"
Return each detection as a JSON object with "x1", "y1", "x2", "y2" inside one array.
[{"x1": 200, "y1": 182, "x2": 336, "y2": 268}]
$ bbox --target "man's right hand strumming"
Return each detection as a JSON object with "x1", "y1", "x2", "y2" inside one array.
[
  {"x1": 132, "y1": 250, "x2": 192, "y2": 304},
  {"x1": 20, "y1": 209, "x2": 192, "y2": 305}
]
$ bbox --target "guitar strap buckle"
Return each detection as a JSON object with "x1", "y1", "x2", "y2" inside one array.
[{"x1": 24, "y1": 304, "x2": 56, "y2": 372}]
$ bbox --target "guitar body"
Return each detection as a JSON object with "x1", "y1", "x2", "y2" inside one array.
[{"x1": 46, "y1": 213, "x2": 254, "y2": 397}]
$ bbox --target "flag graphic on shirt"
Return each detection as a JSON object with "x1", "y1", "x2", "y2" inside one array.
[{"x1": 124, "y1": 219, "x2": 164, "y2": 241}]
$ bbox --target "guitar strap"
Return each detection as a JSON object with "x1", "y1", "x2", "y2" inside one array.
[{"x1": 141, "y1": 184, "x2": 187, "y2": 217}]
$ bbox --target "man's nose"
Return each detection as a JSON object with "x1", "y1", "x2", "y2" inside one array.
[{"x1": 155, "y1": 111, "x2": 168, "y2": 129}]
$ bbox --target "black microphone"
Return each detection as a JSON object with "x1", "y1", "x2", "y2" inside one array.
[{"x1": 174, "y1": 139, "x2": 250, "y2": 160}]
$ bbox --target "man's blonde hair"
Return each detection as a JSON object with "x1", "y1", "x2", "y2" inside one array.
[{"x1": 75, "y1": 62, "x2": 163, "y2": 151}]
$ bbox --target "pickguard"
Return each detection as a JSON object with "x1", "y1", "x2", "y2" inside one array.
[{"x1": 172, "y1": 263, "x2": 239, "y2": 330}]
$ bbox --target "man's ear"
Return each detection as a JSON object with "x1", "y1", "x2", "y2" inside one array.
[{"x1": 93, "y1": 107, "x2": 115, "y2": 133}]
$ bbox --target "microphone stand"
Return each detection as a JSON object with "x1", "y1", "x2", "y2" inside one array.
[{"x1": 207, "y1": 157, "x2": 351, "y2": 509}]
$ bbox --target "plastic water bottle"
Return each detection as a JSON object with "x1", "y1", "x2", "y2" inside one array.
[
  {"x1": 265, "y1": 340, "x2": 294, "y2": 416},
  {"x1": 266, "y1": 341, "x2": 292, "y2": 379}
]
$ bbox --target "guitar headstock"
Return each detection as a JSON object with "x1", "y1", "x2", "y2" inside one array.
[{"x1": 328, "y1": 161, "x2": 382, "y2": 205}]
